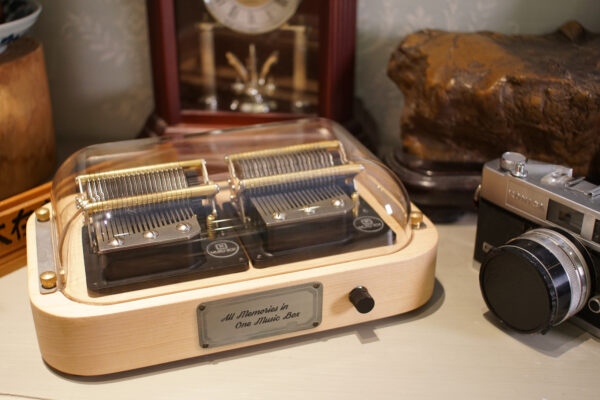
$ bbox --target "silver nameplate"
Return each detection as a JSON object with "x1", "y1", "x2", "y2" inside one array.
[{"x1": 197, "y1": 282, "x2": 323, "y2": 348}]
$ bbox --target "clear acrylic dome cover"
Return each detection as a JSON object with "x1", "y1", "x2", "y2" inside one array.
[{"x1": 50, "y1": 118, "x2": 412, "y2": 304}]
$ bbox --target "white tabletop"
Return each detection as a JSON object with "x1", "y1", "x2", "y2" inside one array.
[{"x1": 1, "y1": 213, "x2": 599, "y2": 400}]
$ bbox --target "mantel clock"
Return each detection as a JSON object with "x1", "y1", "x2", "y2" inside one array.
[{"x1": 147, "y1": 0, "x2": 357, "y2": 132}]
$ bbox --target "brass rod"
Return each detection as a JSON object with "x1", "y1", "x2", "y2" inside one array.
[
  {"x1": 226, "y1": 140, "x2": 341, "y2": 162},
  {"x1": 238, "y1": 164, "x2": 363, "y2": 192},
  {"x1": 83, "y1": 184, "x2": 219, "y2": 213},
  {"x1": 76, "y1": 159, "x2": 207, "y2": 185}
]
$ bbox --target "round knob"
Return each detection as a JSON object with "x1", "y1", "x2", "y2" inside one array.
[
  {"x1": 36, "y1": 207, "x2": 50, "y2": 222},
  {"x1": 349, "y1": 286, "x2": 375, "y2": 314},
  {"x1": 480, "y1": 228, "x2": 592, "y2": 333},
  {"x1": 500, "y1": 152, "x2": 527, "y2": 177},
  {"x1": 40, "y1": 271, "x2": 57, "y2": 289}
]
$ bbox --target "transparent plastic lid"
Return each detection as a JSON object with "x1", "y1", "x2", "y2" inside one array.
[{"x1": 50, "y1": 118, "x2": 412, "y2": 304}]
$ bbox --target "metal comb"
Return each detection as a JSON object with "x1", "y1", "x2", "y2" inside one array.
[
  {"x1": 226, "y1": 141, "x2": 363, "y2": 225},
  {"x1": 226, "y1": 141, "x2": 367, "y2": 258},
  {"x1": 76, "y1": 159, "x2": 219, "y2": 253},
  {"x1": 75, "y1": 158, "x2": 250, "y2": 294}
]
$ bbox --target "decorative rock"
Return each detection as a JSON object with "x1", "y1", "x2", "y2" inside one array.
[{"x1": 388, "y1": 21, "x2": 600, "y2": 181}]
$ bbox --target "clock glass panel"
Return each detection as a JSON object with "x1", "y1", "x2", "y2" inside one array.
[{"x1": 174, "y1": 0, "x2": 320, "y2": 115}]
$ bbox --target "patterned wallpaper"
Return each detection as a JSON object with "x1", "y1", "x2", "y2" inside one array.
[
  {"x1": 30, "y1": 0, "x2": 153, "y2": 156},
  {"x1": 29, "y1": 0, "x2": 600, "y2": 155}
]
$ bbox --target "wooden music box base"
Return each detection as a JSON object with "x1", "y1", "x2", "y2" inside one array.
[{"x1": 27, "y1": 205, "x2": 437, "y2": 376}]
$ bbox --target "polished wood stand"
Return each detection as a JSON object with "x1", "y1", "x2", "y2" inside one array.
[{"x1": 27, "y1": 203, "x2": 437, "y2": 376}]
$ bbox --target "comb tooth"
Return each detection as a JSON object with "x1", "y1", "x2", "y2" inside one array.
[
  {"x1": 150, "y1": 209, "x2": 159, "y2": 229},
  {"x1": 299, "y1": 152, "x2": 310, "y2": 171},
  {"x1": 158, "y1": 207, "x2": 167, "y2": 227},
  {"x1": 175, "y1": 168, "x2": 184, "y2": 189},
  {"x1": 305, "y1": 188, "x2": 317, "y2": 205},
  {"x1": 173, "y1": 206, "x2": 182, "y2": 222},
  {"x1": 310, "y1": 187, "x2": 319, "y2": 203},
  {"x1": 89, "y1": 179, "x2": 97, "y2": 202},
  {"x1": 131, "y1": 212, "x2": 141, "y2": 233},
  {"x1": 280, "y1": 154, "x2": 290, "y2": 175},
  {"x1": 291, "y1": 189, "x2": 302, "y2": 208},
  {"x1": 177, "y1": 168, "x2": 187, "y2": 189},
  {"x1": 102, "y1": 222, "x2": 108, "y2": 243},
  {"x1": 142, "y1": 212, "x2": 151, "y2": 231},
  {"x1": 270, "y1": 157, "x2": 277, "y2": 175},
  {"x1": 272, "y1": 193, "x2": 284, "y2": 212},
  {"x1": 167, "y1": 208, "x2": 176, "y2": 225},
  {"x1": 109, "y1": 216, "x2": 117, "y2": 239},
  {"x1": 124, "y1": 212, "x2": 134, "y2": 235},
  {"x1": 101, "y1": 177, "x2": 108, "y2": 200},
  {"x1": 144, "y1": 171, "x2": 153, "y2": 195},
  {"x1": 149, "y1": 171, "x2": 157, "y2": 195},
  {"x1": 92, "y1": 179, "x2": 100, "y2": 202},
  {"x1": 129, "y1": 174, "x2": 137, "y2": 197},
  {"x1": 176, "y1": 206, "x2": 185, "y2": 222},
  {"x1": 117, "y1": 212, "x2": 126, "y2": 235},
  {"x1": 133, "y1": 212, "x2": 141, "y2": 234},
  {"x1": 256, "y1": 195, "x2": 268, "y2": 214},
  {"x1": 151, "y1": 209, "x2": 159, "y2": 229},
  {"x1": 167, "y1": 169, "x2": 176, "y2": 191},
  {"x1": 124, "y1": 175, "x2": 132, "y2": 199},
  {"x1": 165, "y1": 170, "x2": 174, "y2": 192},
  {"x1": 284, "y1": 192, "x2": 296, "y2": 210},
  {"x1": 103, "y1": 176, "x2": 111, "y2": 200},
  {"x1": 169, "y1": 207, "x2": 177, "y2": 224},
  {"x1": 120, "y1": 174, "x2": 128, "y2": 198},
  {"x1": 91, "y1": 179, "x2": 99, "y2": 201}
]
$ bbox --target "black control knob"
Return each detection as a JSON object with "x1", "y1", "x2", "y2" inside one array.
[{"x1": 349, "y1": 286, "x2": 375, "y2": 314}]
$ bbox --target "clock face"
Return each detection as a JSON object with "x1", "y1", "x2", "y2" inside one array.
[{"x1": 204, "y1": 0, "x2": 300, "y2": 34}]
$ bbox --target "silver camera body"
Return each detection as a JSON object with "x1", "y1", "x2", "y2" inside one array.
[{"x1": 475, "y1": 152, "x2": 600, "y2": 335}]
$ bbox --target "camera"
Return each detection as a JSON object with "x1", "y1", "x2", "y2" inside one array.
[{"x1": 474, "y1": 152, "x2": 600, "y2": 335}]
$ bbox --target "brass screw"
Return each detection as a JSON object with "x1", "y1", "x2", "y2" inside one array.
[
  {"x1": 36, "y1": 207, "x2": 50, "y2": 222},
  {"x1": 272, "y1": 212, "x2": 286, "y2": 220},
  {"x1": 207, "y1": 214, "x2": 216, "y2": 239},
  {"x1": 331, "y1": 199, "x2": 344, "y2": 207},
  {"x1": 40, "y1": 271, "x2": 57, "y2": 289},
  {"x1": 410, "y1": 211, "x2": 424, "y2": 229},
  {"x1": 176, "y1": 222, "x2": 191, "y2": 233},
  {"x1": 351, "y1": 192, "x2": 360, "y2": 217},
  {"x1": 143, "y1": 230, "x2": 158, "y2": 239}
]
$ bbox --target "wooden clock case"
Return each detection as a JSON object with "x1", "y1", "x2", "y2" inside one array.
[{"x1": 145, "y1": 0, "x2": 357, "y2": 134}]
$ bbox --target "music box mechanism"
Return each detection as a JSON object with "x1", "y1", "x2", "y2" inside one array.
[{"x1": 27, "y1": 119, "x2": 437, "y2": 375}]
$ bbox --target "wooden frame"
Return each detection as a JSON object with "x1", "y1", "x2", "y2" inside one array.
[{"x1": 146, "y1": 0, "x2": 357, "y2": 129}]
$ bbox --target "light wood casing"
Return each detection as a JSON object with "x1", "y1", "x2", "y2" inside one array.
[{"x1": 27, "y1": 205, "x2": 437, "y2": 376}]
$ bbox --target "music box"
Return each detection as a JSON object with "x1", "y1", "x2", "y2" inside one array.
[{"x1": 26, "y1": 119, "x2": 438, "y2": 375}]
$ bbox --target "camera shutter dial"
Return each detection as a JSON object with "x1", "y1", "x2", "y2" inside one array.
[{"x1": 480, "y1": 228, "x2": 592, "y2": 333}]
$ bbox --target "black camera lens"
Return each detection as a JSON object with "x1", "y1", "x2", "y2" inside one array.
[{"x1": 480, "y1": 228, "x2": 592, "y2": 333}]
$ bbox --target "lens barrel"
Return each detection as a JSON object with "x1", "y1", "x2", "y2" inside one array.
[{"x1": 480, "y1": 228, "x2": 592, "y2": 333}]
